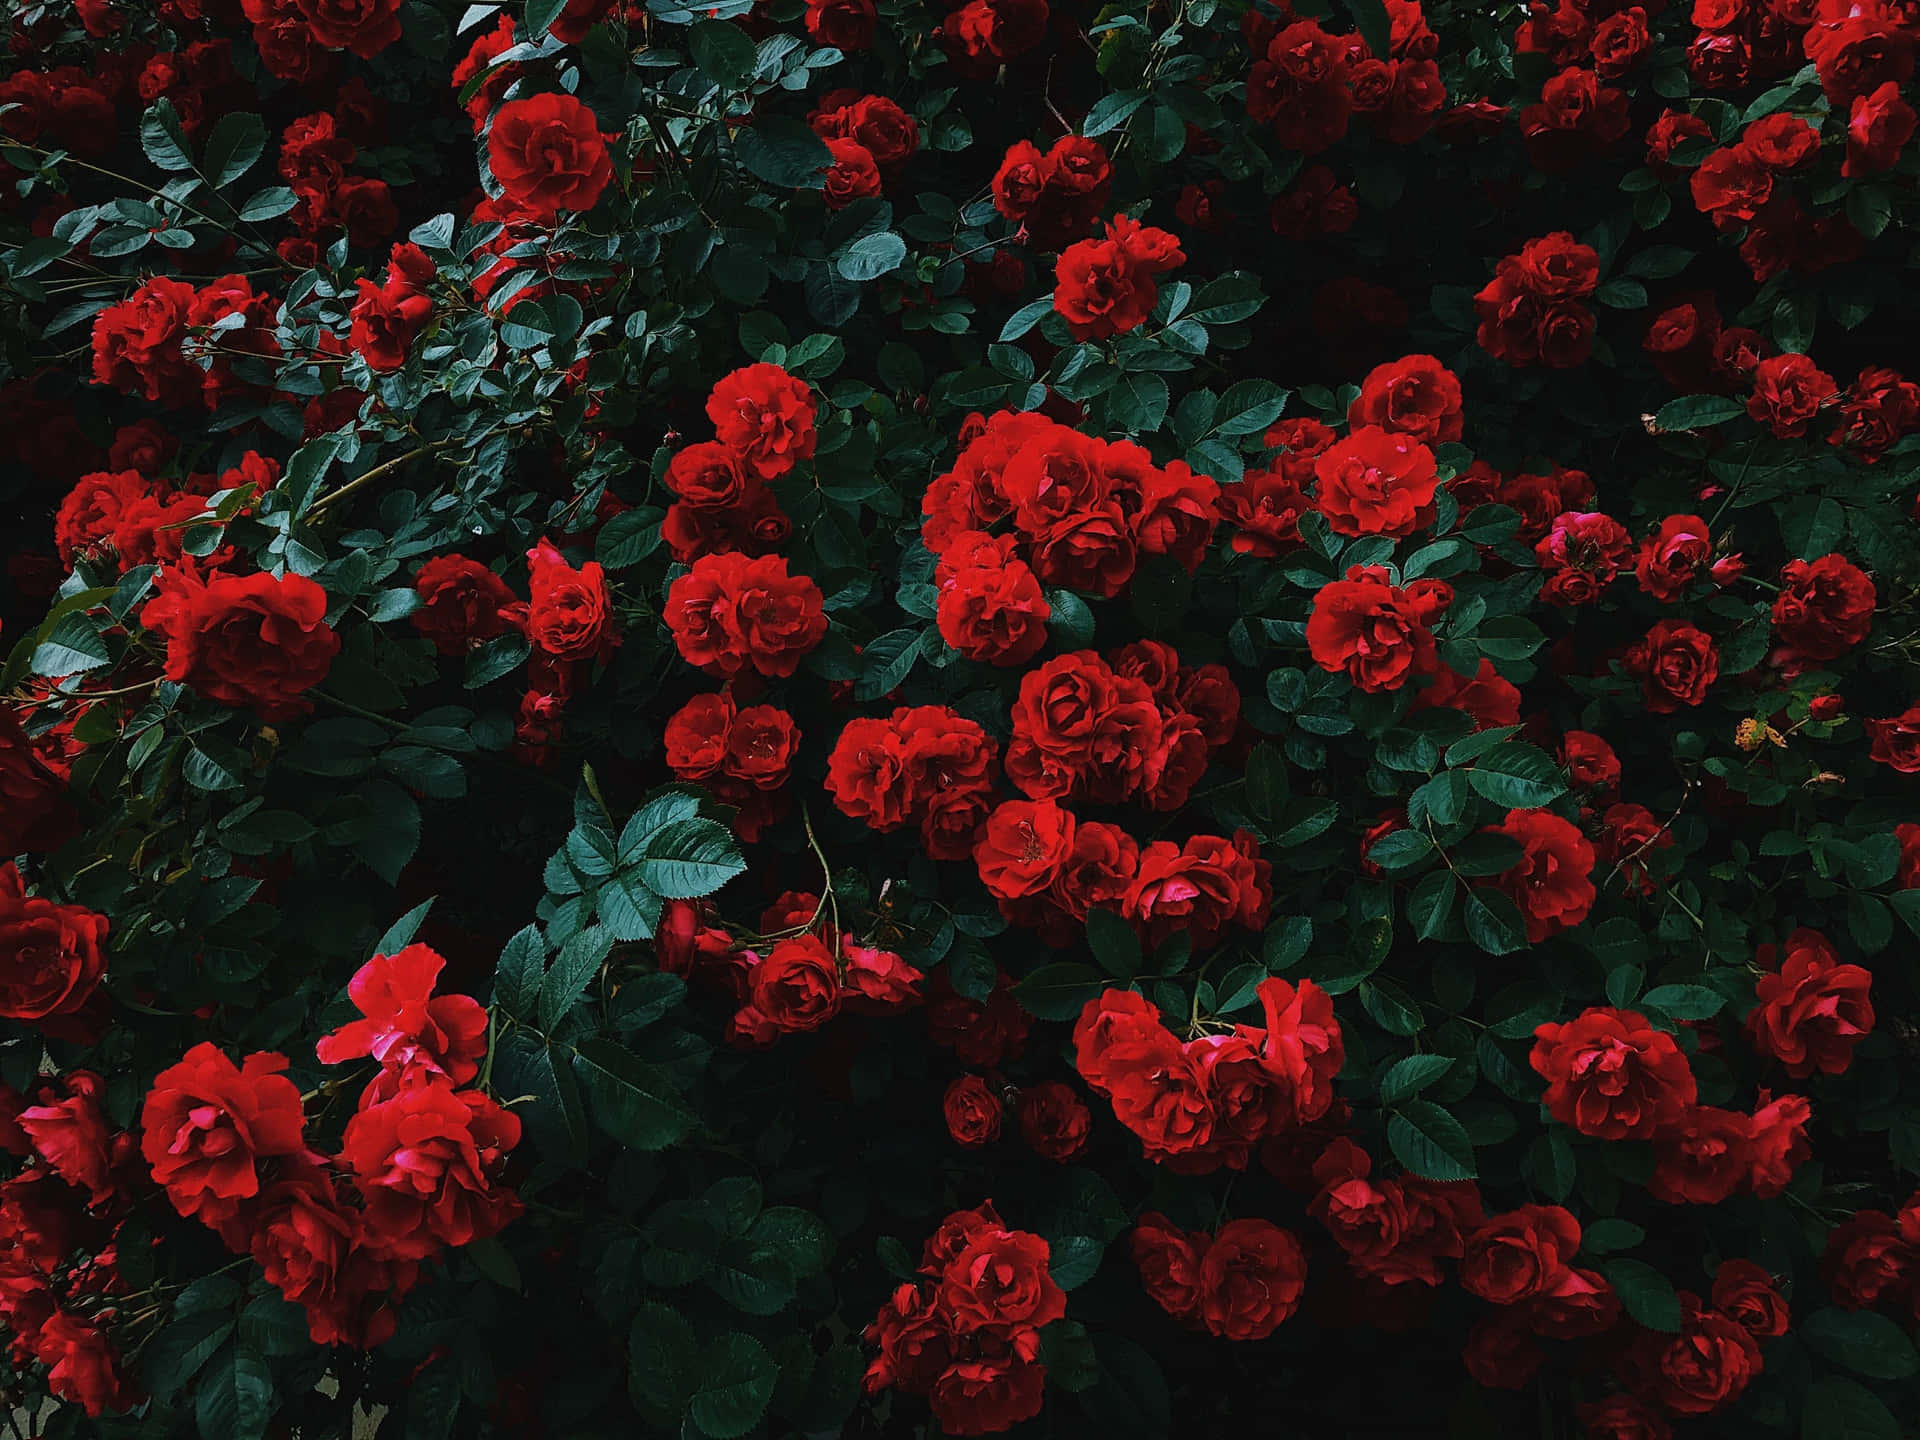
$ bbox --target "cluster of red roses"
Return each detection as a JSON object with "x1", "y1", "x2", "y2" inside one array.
[
  {"x1": 810, "y1": 90, "x2": 919, "y2": 209},
  {"x1": 826, "y1": 704, "x2": 999, "y2": 860},
  {"x1": 239, "y1": 0, "x2": 403, "y2": 81},
  {"x1": 1242, "y1": 3, "x2": 1449, "y2": 156},
  {"x1": 276, "y1": 107, "x2": 400, "y2": 266},
  {"x1": 0, "y1": 1070, "x2": 142, "y2": 1417},
  {"x1": 1051, "y1": 215, "x2": 1186, "y2": 341},
  {"x1": 1073, "y1": 980, "x2": 1344, "y2": 1172},
  {"x1": 923, "y1": 410, "x2": 1220, "y2": 604},
  {"x1": 862, "y1": 1201, "x2": 1066, "y2": 1436},
  {"x1": 1474, "y1": 231, "x2": 1602, "y2": 370},
  {"x1": 53, "y1": 450, "x2": 273, "y2": 577},
  {"x1": 348, "y1": 243, "x2": 437, "y2": 374},
  {"x1": 142, "y1": 944, "x2": 518, "y2": 1349},
  {"x1": 90, "y1": 271, "x2": 280, "y2": 412},
  {"x1": 664, "y1": 692, "x2": 802, "y2": 840},
  {"x1": 661, "y1": 363, "x2": 815, "y2": 564},
  {"x1": 940, "y1": 1075, "x2": 1092, "y2": 1159},
  {"x1": 1130, "y1": 1211, "x2": 1309, "y2": 1340},
  {"x1": 1823, "y1": 1184, "x2": 1920, "y2": 1318},
  {"x1": 990, "y1": 134, "x2": 1113, "y2": 248},
  {"x1": 654, "y1": 893, "x2": 924, "y2": 1047}
]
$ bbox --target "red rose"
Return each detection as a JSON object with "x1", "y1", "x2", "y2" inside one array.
[
  {"x1": 411, "y1": 555, "x2": 515, "y2": 655},
  {"x1": 1561, "y1": 730, "x2": 1621, "y2": 793},
  {"x1": 1831, "y1": 364, "x2": 1920, "y2": 457},
  {"x1": 706, "y1": 363, "x2": 817, "y2": 479},
  {"x1": 1134, "y1": 461, "x2": 1219, "y2": 572},
  {"x1": 1746, "y1": 1090, "x2": 1812, "y2": 1197},
  {"x1": 1624, "y1": 619, "x2": 1719, "y2": 713},
  {"x1": 1634, "y1": 514, "x2": 1717, "y2": 600},
  {"x1": 940, "y1": 0, "x2": 1050, "y2": 74},
  {"x1": 723, "y1": 704, "x2": 799, "y2": 790},
  {"x1": 340, "y1": 1082, "x2": 521, "y2": 1258},
  {"x1": 348, "y1": 276, "x2": 431, "y2": 372},
  {"x1": 1314, "y1": 426, "x2": 1440, "y2": 539},
  {"x1": 822, "y1": 139, "x2": 883, "y2": 209},
  {"x1": 1771, "y1": 553, "x2": 1875, "y2": 661},
  {"x1": 974, "y1": 800, "x2": 1074, "y2": 900},
  {"x1": 524, "y1": 538, "x2": 616, "y2": 663},
  {"x1": 747, "y1": 934, "x2": 842, "y2": 1034},
  {"x1": 1459, "y1": 1204, "x2": 1581, "y2": 1303},
  {"x1": 1256, "y1": 976, "x2": 1345, "y2": 1126},
  {"x1": 938, "y1": 1222, "x2": 1066, "y2": 1333},
  {"x1": 930, "y1": 970, "x2": 1032, "y2": 1066},
  {"x1": 249, "y1": 1156, "x2": 412, "y2": 1347},
  {"x1": 1846, "y1": 79, "x2": 1917, "y2": 174},
  {"x1": 1867, "y1": 703, "x2": 1920, "y2": 771},
  {"x1": 1648, "y1": 1105, "x2": 1751, "y2": 1204},
  {"x1": 1747, "y1": 927, "x2": 1874, "y2": 1077},
  {"x1": 1576, "y1": 1393, "x2": 1672, "y2": 1440},
  {"x1": 929, "y1": 1352, "x2": 1047, "y2": 1435},
  {"x1": 1899, "y1": 822, "x2": 1920, "y2": 888},
  {"x1": 1130, "y1": 1212, "x2": 1206, "y2": 1323},
  {"x1": 0, "y1": 714, "x2": 76, "y2": 857},
  {"x1": 1017, "y1": 1082, "x2": 1089, "y2": 1162},
  {"x1": 805, "y1": 0, "x2": 875, "y2": 49},
  {"x1": 1197, "y1": 1219, "x2": 1306, "y2": 1340},
  {"x1": 1536, "y1": 510, "x2": 1631, "y2": 606},
  {"x1": 1822, "y1": 1210, "x2": 1916, "y2": 1308},
  {"x1": 90, "y1": 276, "x2": 201, "y2": 408},
  {"x1": 293, "y1": 0, "x2": 400, "y2": 55},
  {"x1": 31, "y1": 1311, "x2": 135, "y2": 1418},
  {"x1": 0, "y1": 864, "x2": 107, "y2": 1024},
  {"x1": 1347, "y1": 353, "x2": 1464, "y2": 444},
  {"x1": 1124, "y1": 834, "x2": 1265, "y2": 950},
  {"x1": 1748, "y1": 353, "x2": 1839, "y2": 437},
  {"x1": 1485, "y1": 808, "x2": 1596, "y2": 942},
  {"x1": 1598, "y1": 802, "x2": 1673, "y2": 896},
  {"x1": 1530, "y1": 1007, "x2": 1696, "y2": 1140},
  {"x1": 141, "y1": 567, "x2": 339, "y2": 721},
  {"x1": 1306, "y1": 564, "x2": 1437, "y2": 692},
  {"x1": 664, "y1": 693, "x2": 733, "y2": 781},
  {"x1": 936, "y1": 545, "x2": 1051, "y2": 667},
  {"x1": 314, "y1": 943, "x2": 488, "y2": 1086},
  {"x1": 1052, "y1": 217, "x2": 1184, "y2": 342},
  {"x1": 55, "y1": 469, "x2": 152, "y2": 566},
  {"x1": 664, "y1": 551, "x2": 827, "y2": 677},
  {"x1": 943, "y1": 1075, "x2": 1004, "y2": 1147},
  {"x1": 1711, "y1": 1258, "x2": 1789, "y2": 1340},
  {"x1": 140, "y1": 1042, "x2": 307, "y2": 1227},
  {"x1": 1620, "y1": 1292, "x2": 1762, "y2": 1415},
  {"x1": 1414, "y1": 658, "x2": 1521, "y2": 731},
  {"x1": 487, "y1": 94, "x2": 613, "y2": 223},
  {"x1": 1692, "y1": 144, "x2": 1774, "y2": 227},
  {"x1": 862, "y1": 1282, "x2": 953, "y2": 1393},
  {"x1": 18, "y1": 1072, "x2": 116, "y2": 1205}
]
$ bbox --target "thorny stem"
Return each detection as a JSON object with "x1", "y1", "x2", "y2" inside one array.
[
  {"x1": 799, "y1": 801, "x2": 841, "y2": 943},
  {"x1": 306, "y1": 442, "x2": 444, "y2": 522}
]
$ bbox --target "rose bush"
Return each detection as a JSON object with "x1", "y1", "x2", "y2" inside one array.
[{"x1": 2, "y1": 0, "x2": 1920, "y2": 1433}]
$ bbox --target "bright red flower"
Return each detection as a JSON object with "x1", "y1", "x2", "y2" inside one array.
[
  {"x1": 140, "y1": 1043, "x2": 307, "y2": 1227},
  {"x1": 1529, "y1": 1007, "x2": 1697, "y2": 1140},
  {"x1": 315, "y1": 944, "x2": 488, "y2": 1086},
  {"x1": 339, "y1": 1081, "x2": 521, "y2": 1258},
  {"x1": 1747, "y1": 928, "x2": 1874, "y2": 1077},
  {"x1": 486, "y1": 93, "x2": 612, "y2": 222},
  {"x1": 140, "y1": 567, "x2": 340, "y2": 720}
]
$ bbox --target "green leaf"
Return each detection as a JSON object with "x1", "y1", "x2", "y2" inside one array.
[
  {"x1": 855, "y1": 627, "x2": 924, "y2": 700},
  {"x1": 202, "y1": 112, "x2": 266, "y2": 188},
  {"x1": 33, "y1": 610, "x2": 111, "y2": 676},
  {"x1": 572, "y1": 1037, "x2": 697, "y2": 1151},
  {"x1": 1640, "y1": 984, "x2": 1727, "y2": 1020},
  {"x1": 1085, "y1": 908, "x2": 1141, "y2": 978},
  {"x1": 1359, "y1": 979, "x2": 1423, "y2": 1036},
  {"x1": 142, "y1": 1313, "x2": 234, "y2": 1397},
  {"x1": 237, "y1": 1297, "x2": 308, "y2": 1358},
  {"x1": 1368, "y1": 829, "x2": 1433, "y2": 872},
  {"x1": 1654, "y1": 394, "x2": 1747, "y2": 431},
  {"x1": 1263, "y1": 915, "x2": 1312, "y2": 972},
  {"x1": 1000, "y1": 297, "x2": 1055, "y2": 342},
  {"x1": 1108, "y1": 372, "x2": 1170, "y2": 433},
  {"x1": 748, "y1": 1207, "x2": 833, "y2": 1277},
  {"x1": 735, "y1": 116, "x2": 833, "y2": 189},
  {"x1": 540, "y1": 925, "x2": 611, "y2": 1028},
  {"x1": 1579, "y1": 1218, "x2": 1644, "y2": 1254},
  {"x1": 1212, "y1": 379, "x2": 1288, "y2": 436},
  {"x1": 195, "y1": 1348, "x2": 274, "y2": 1440},
  {"x1": 1081, "y1": 90, "x2": 1149, "y2": 136},
  {"x1": 635, "y1": 816, "x2": 747, "y2": 898},
  {"x1": 525, "y1": 0, "x2": 569, "y2": 35},
  {"x1": 1802, "y1": 1308, "x2": 1919, "y2": 1380},
  {"x1": 1466, "y1": 743, "x2": 1567, "y2": 809},
  {"x1": 1378, "y1": 1054, "x2": 1453, "y2": 1104},
  {"x1": 689, "y1": 1334, "x2": 778, "y2": 1440},
  {"x1": 1803, "y1": 1377, "x2": 1902, "y2": 1440},
  {"x1": 1387, "y1": 1099, "x2": 1476, "y2": 1181},
  {"x1": 1049, "y1": 1234, "x2": 1104, "y2": 1290},
  {"x1": 373, "y1": 897, "x2": 435, "y2": 958},
  {"x1": 1604, "y1": 1258, "x2": 1681, "y2": 1332},
  {"x1": 1014, "y1": 963, "x2": 1107, "y2": 1021},
  {"x1": 494, "y1": 924, "x2": 548, "y2": 1019},
  {"x1": 1406, "y1": 869, "x2": 1457, "y2": 940},
  {"x1": 837, "y1": 231, "x2": 907, "y2": 282},
  {"x1": 628, "y1": 1303, "x2": 702, "y2": 1425},
  {"x1": 140, "y1": 99, "x2": 195, "y2": 171},
  {"x1": 690, "y1": 18, "x2": 757, "y2": 84},
  {"x1": 1463, "y1": 890, "x2": 1528, "y2": 955}
]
